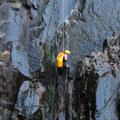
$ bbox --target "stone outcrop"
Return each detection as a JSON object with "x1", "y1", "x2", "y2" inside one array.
[
  {"x1": 0, "y1": 0, "x2": 49, "y2": 78},
  {"x1": 0, "y1": 50, "x2": 20, "y2": 120},
  {"x1": 74, "y1": 45, "x2": 120, "y2": 120},
  {"x1": 0, "y1": 50, "x2": 45, "y2": 119},
  {"x1": 16, "y1": 81, "x2": 45, "y2": 117}
]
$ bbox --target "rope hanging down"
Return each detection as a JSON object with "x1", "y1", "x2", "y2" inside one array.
[
  {"x1": 62, "y1": 0, "x2": 65, "y2": 51},
  {"x1": 51, "y1": 0, "x2": 65, "y2": 115}
]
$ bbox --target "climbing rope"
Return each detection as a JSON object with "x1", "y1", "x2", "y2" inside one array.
[
  {"x1": 54, "y1": 68, "x2": 68, "y2": 120},
  {"x1": 53, "y1": 0, "x2": 68, "y2": 114},
  {"x1": 54, "y1": 1, "x2": 71, "y2": 118},
  {"x1": 62, "y1": 0, "x2": 65, "y2": 51},
  {"x1": 51, "y1": 0, "x2": 69, "y2": 118},
  {"x1": 51, "y1": 67, "x2": 57, "y2": 114}
]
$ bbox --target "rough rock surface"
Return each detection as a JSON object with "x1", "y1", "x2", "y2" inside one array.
[
  {"x1": 0, "y1": 0, "x2": 120, "y2": 120},
  {"x1": 56, "y1": 0, "x2": 120, "y2": 69},
  {"x1": 0, "y1": 0, "x2": 49, "y2": 78},
  {"x1": 0, "y1": 50, "x2": 20, "y2": 120},
  {"x1": 74, "y1": 45, "x2": 120, "y2": 120},
  {"x1": 17, "y1": 81, "x2": 45, "y2": 117},
  {"x1": 0, "y1": 50, "x2": 45, "y2": 119}
]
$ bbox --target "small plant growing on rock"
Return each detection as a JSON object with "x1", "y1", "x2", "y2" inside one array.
[
  {"x1": 10, "y1": 0, "x2": 17, "y2": 2},
  {"x1": 44, "y1": 49, "x2": 50, "y2": 57},
  {"x1": 43, "y1": 42, "x2": 51, "y2": 57}
]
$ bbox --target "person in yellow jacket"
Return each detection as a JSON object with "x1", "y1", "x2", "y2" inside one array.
[{"x1": 56, "y1": 50, "x2": 71, "y2": 77}]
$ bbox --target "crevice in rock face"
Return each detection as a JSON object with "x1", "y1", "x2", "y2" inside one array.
[
  {"x1": 72, "y1": 42, "x2": 120, "y2": 119},
  {"x1": 78, "y1": 0, "x2": 86, "y2": 13},
  {"x1": 7, "y1": 72, "x2": 28, "y2": 118},
  {"x1": 73, "y1": 65, "x2": 99, "y2": 120},
  {"x1": 117, "y1": 95, "x2": 120, "y2": 119},
  {"x1": 0, "y1": 50, "x2": 33, "y2": 119}
]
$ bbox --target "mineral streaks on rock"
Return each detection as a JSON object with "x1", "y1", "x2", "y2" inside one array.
[{"x1": 74, "y1": 46, "x2": 120, "y2": 120}]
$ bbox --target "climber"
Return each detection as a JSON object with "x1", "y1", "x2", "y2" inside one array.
[
  {"x1": 56, "y1": 50, "x2": 71, "y2": 78},
  {"x1": 63, "y1": 50, "x2": 70, "y2": 68}
]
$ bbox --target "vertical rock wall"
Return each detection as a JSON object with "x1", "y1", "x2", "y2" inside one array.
[
  {"x1": 0, "y1": 0, "x2": 120, "y2": 119},
  {"x1": 56, "y1": 0, "x2": 120, "y2": 68},
  {"x1": 74, "y1": 46, "x2": 120, "y2": 120}
]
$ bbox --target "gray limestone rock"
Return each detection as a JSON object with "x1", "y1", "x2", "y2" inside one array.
[
  {"x1": 74, "y1": 45, "x2": 120, "y2": 120},
  {"x1": 16, "y1": 81, "x2": 45, "y2": 117},
  {"x1": 1, "y1": 0, "x2": 120, "y2": 119}
]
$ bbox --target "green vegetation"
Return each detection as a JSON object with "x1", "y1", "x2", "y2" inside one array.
[
  {"x1": 44, "y1": 49, "x2": 51, "y2": 57},
  {"x1": 101, "y1": 71, "x2": 109, "y2": 78},
  {"x1": 10, "y1": 0, "x2": 17, "y2": 2},
  {"x1": 43, "y1": 42, "x2": 51, "y2": 57}
]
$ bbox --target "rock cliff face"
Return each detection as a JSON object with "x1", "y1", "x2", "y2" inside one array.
[
  {"x1": 0, "y1": 0, "x2": 49, "y2": 78},
  {"x1": 0, "y1": 50, "x2": 23, "y2": 120},
  {"x1": 74, "y1": 46, "x2": 120, "y2": 120},
  {"x1": 56, "y1": 0, "x2": 120, "y2": 68},
  {"x1": 0, "y1": 0, "x2": 120, "y2": 120}
]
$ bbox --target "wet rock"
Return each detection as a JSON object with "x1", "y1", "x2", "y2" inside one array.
[
  {"x1": 74, "y1": 45, "x2": 120, "y2": 120},
  {"x1": 0, "y1": 50, "x2": 17, "y2": 118},
  {"x1": 3, "y1": 67, "x2": 12, "y2": 81},
  {"x1": 21, "y1": 0, "x2": 39, "y2": 9},
  {"x1": 117, "y1": 95, "x2": 120, "y2": 119}
]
